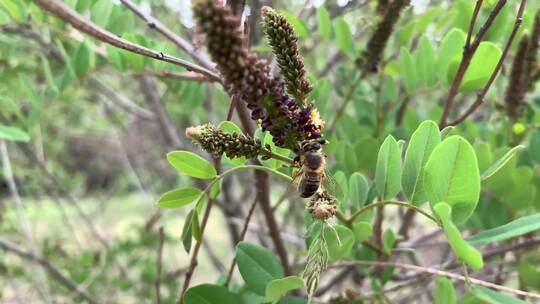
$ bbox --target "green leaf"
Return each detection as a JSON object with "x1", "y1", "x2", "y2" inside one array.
[
  {"x1": 348, "y1": 173, "x2": 368, "y2": 211},
  {"x1": 109, "y1": 12, "x2": 135, "y2": 35},
  {"x1": 184, "y1": 284, "x2": 242, "y2": 304},
  {"x1": 415, "y1": 7, "x2": 441, "y2": 36},
  {"x1": 354, "y1": 137, "x2": 379, "y2": 173},
  {"x1": 415, "y1": 36, "x2": 437, "y2": 87},
  {"x1": 402, "y1": 120, "x2": 441, "y2": 205},
  {"x1": 518, "y1": 263, "x2": 540, "y2": 291},
  {"x1": 1, "y1": 0, "x2": 26, "y2": 22},
  {"x1": 265, "y1": 276, "x2": 304, "y2": 303},
  {"x1": 437, "y1": 28, "x2": 466, "y2": 85},
  {"x1": 262, "y1": 132, "x2": 290, "y2": 169},
  {"x1": 424, "y1": 136, "x2": 480, "y2": 224},
  {"x1": 334, "y1": 17, "x2": 354, "y2": 58},
  {"x1": 323, "y1": 225, "x2": 355, "y2": 261},
  {"x1": 72, "y1": 42, "x2": 92, "y2": 78},
  {"x1": 40, "y1": 56, "x2": 59, "y2": 97},
  {"x1": 75, "y1": 0, "x2": 92, "y2": 13},
  {"x1": 474, "y1": 142, "x2": 493, "y2": 173},
  {"x1": 209, "y1": 180, "x2": 221, "y2": 199},
  {"x1": 375, "y1": 135, "x2": 402, "y2": 200},
  {"x1": 18, "y1": 74, "x2": 41, "y2": 128},
  {"x1": 397, "y1": 20, "x2": 416, "y2": 46},
  {"x1": 0, "y1": 125, "x2": 30, "y2": 142},
  {"x1": 400, "y1": 47, "x2": 418, "y2": 94},
  {"x1": 90, "y1": 0, "x2": 113, "y2": 28},
  {"x1": 316, "y1": 6, "x2": 332, "y2": 40},
  {"x1": 236, "y1": 242, "x2": 284, "y2": 295},
  {"x1": 218, "y1": 121, "x2": 246, "y2": 166},
  {"x1": 447, "y1": 42, "x2": 502, "y2": 93},
  {"x1": 181, "y1": 210, "x2": 194, "y2": 253},
  {"x1": 467, "y1": 213, "x2": 540, "y2": 246},
  {"x1": 434, "y1": 202, "x2": 483, "y2": 270},
  {"x1": 481, "y1": 145, "x2": 524, "y2": 181},
  {"x1": 157, "y1": 187, "x2": 202, "y2": 208},
  {"x1": 106, "y1": 45, "x2": 125, "y2": 70},
  {"x1": 167, "y1": 151, "x2": 217, "y2": 179},
  {"x1": 471, "y1": 287, "x2": 528, "y2": 304},
  {"x1": 382, "y1": 229, "x2": 396, "y2": 254},
  {"x1": 530, "y1": 130, "x2": 540, "y2": 164},
  {"x1": 192, "y1": 210, "x2": 201, "y2": 241},
  {"x1": 281, "y1": 12, "x2": 308, "y2": 39},
  {"x1": 352, "y1": 221, "x2": 372, "y2": 243},
  {"x1": 434, "y1": 277, "x2": 456, "y2": 304},
  {"x1": 440, "y1": 126, "x2": 456, "y2": 139},
  {"x1": 120, "y1": 33, "x2": 145, "y2": 71}
]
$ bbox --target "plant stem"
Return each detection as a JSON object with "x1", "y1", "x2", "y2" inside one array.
[
  {"x1": 261, "y1": 148, "x2": 296, "y2": 165},
  {"x1": 347, "y1": 201, "x2": 440, "y2": 227},
  {"x1": 449, "y1": 0, "x2": 528, "y2": 126},
  {"x1": 119, "y1": 0, "x2": 216, "y2": 71},
  {"x1": 224, "y1": 196, "x2": 258, "y2": 287},
  {"x1": 204, "y1": 165, "x2": 292, "y2": 195},
  {"x1": 328, "y1": 73, "x2": 363, "y2": 133},
  {"x1": 330, "y1": 260, "x2": 540, "y2": 300},
  {"x1": 155, "y1": 227, "x2": 164, "y2": 304},
  {"x1": 439, "y1": 0, "x2": 507, "y2": 128},
  {"x1": 33, "y1": 0, "x2": 221, "y2": 81}
]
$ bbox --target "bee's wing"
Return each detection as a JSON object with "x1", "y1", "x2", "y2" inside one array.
[
  {"x1": 322, "y1": 169, "x2": 344, "y2": 199},
  {"x1": 279, "y1": 167, "x2": 304, "y2": 201},
  {"x1": 289, "y1": 166, "x2": 304, "y2": 192}
]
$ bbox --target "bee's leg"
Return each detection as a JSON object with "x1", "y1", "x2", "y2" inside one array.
[
  {"x1": 291, "y1": 169, "x2": 302, "y2": 179},
  {"x1": 291, "y1": 155, "x2": 301, "y2": 167}
]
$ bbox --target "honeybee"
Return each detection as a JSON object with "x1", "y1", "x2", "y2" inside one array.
[{"x1": 292, "y1": 139, "x2": 342, "y2": 199}]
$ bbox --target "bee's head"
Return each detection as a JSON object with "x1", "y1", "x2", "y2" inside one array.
[{"x1": 299, "y1": 139, "x2": 328, "y2": 153}]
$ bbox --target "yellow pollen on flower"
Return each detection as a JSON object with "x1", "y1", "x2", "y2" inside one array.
[{"x1": 310, "y1": 109, "x2": 325, "y2": 128}]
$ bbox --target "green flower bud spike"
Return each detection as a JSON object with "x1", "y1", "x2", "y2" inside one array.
[
  {"x1": 262, "y1": 6, "x2": 312, "y2": 105},
  {"x1": 186, "y1": 124, "x2": 262, "y2": 159}
]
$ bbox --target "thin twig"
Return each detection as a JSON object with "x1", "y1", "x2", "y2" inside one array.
[
  {"x1": 224, "y1": 196, "x2": 258, "y2": 287},
  {"x1": 226, "y1": 96, "x2": 238, "y2": 121},
  {"x1": 142, "y1": 70, "x2": 211, "y2": 82},
  {"x1": 119, "y1": 0, "x2": 216, "y2": 71},
  {"x1": 155, "y1": 227, "x2": 165, "y2": 304},
  {"x1": 466, "y1": 0, "x2": 484, "y2": 50},
  {"x1": 328, "y1": 73, "x2": 363, "y2": 133},
  {"x1": 347, "y1": 200, "x2": 440, "y2": 226},
  {"x1": 331, "y1": 260, "x2": 540, "y2": 300},
  {"x1": 439, "y1": 0, "x2": 507, "y2": 128},
  {"x1": 178, "y1": 159, "x2": 220, "y2": 304},
  {"x1": 88, "y1": 77, "x2": 155, "y2": 120},
  {"x1": 0, "y1": 238, "x2": 98, "y2": 304},
  {"x1": 1, "y1": 141, "x2": 52, "y2": 302},
  {"x1": 16, "y1": 144, "x2": 110, "y2": 249},
  {"x1": 33, "y1": 0, "x2": 221, "y2": 81},
  {"x1": 397, "y1": 208, "x2": 416, "y2": 240},
  {"x1": 138, "y1": 74, "x2": 183, "y2": 148},
  {"x1": 449, "y1": 0, "x2": 528, "y2": 126}
]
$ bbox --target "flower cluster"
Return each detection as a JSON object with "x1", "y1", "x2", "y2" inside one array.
[
  {"x1": 359, "y1": 0, "x2": 410, "y2": 73},
  {"x1": 505, "y1": 33, "x2": 530, "y2": 121},
  {"x1": 186, "y1": 124, "x2": 262, "y2": 159},
  {"x1": 192, "y1": 0, "x2": 324, "y2": 150},
  {"x1": 306, "y1": 190, "x2": 337, "y2": 221},
  {"x1": 505, "y1": 10, "x2": 540, "y2": 121},
  {"x1": 262, "y1": 6, "x2": 312, "y2": 105}
]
